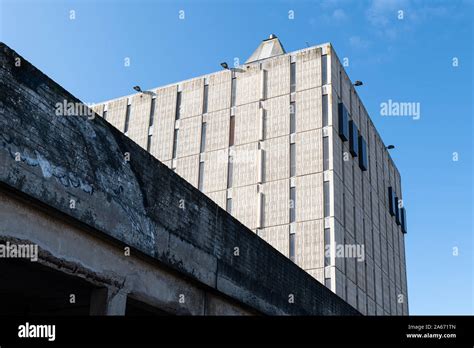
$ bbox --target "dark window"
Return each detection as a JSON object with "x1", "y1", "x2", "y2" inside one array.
[
  {"x1": 394, "y1": 196, "x2": 401, "y2": 225},
  {"x1": 198, "y1": 161, "x2": 205, "y2": 191},
  {"x1": 322, "y1": 94, "x2": 328, "y2": 127},
  {"x1": 231, "y1": 78, "x2": 237, "y2": 107},
  {"x1": 349, "y1": 120, "x2": 359, "y2": 157},
  {"x1": 323, "y1": 136, "x2": 329, "y2": 171},
  {"x1": 324, "y1": 277, "x2": 331, "y2": 288},
  {"x1": 229, "y1": 116, "x2": 235, "y2": 146},
  {"x1": 172, "y1": 129, "x2": 179, "y2": 159},
  {"x1": 103, "y1": 110, "x2": 107, "y2": 120},
  {"x1": 124, "y1": 104, "x2": 131, "y2": 133},
  {"x1": 226, "y1": 198, "x2": 232, "y2": 213},
  {"x1": 203, "y1": 84, "x2": 209, "y2": 114},
  {"x1": 358, "y1": 135, "x2": 368, "y2": 171},
  {"x1": 290, "y1": 187, "x2": 296, "y2": 223},
  {"x1": 227, "y1": 155, "x2": 233, "y2": 188},
  {"x1": 290, "y1": 62, "x2": 296, "y2": 93},
  {"x1": 149, "y1": 98, "x2": 156, "y2": 127},
  {"x1": 401, "y1": 208, "x2": 407, "y2": 234},
  {"x1": 290, "y1": 102, "x2": 296, "y2": 134},
  {"x1": 324, "y1": 181, "x2": 330, "y2": 217},
  {"x1": 289, "y1": 233, "x2": 295, "y2": 262},
  {"x1": 176, "y1": 92, "x2": 182, "y2": 120},
  {"x1": 290, "y1": 143, "x2": 296, "y2": 177},
  {"x1": 388, "y1": 187, "x2": 395, "y2": 216},
  {"x1": 324, "y1": 228, "x2": 331, "y2": 267},
  {"x1": 338, "y1": 103, "x2": 349, "y2": 141},
  {"x1": 200, "y1": 123, "x2": 207, "y2": 153},
  {"x1": 146, "y1": 135, "x2": 152, "y2": 152},
  {"x1": 322, "y1": 55, "x2": 328, "y2": 85}
]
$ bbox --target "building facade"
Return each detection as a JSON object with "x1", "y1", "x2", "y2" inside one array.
[{"x1": 92, "y1": 35, "x2": 409, "y2": 315}]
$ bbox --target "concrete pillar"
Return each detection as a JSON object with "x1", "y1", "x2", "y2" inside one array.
[{"x1": 90, "y1": 287, "x2": 127, "y2": 316}]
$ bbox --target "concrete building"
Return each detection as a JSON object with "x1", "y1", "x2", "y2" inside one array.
[
  {"x1": 92, "y1": 35, "x2": 409, "y2": 315},
  {"x1": 0, "y1": 42, "x2": 359, "y2": 316}
]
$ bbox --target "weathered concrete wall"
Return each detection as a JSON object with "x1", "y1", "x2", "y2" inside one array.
[{"x1": 0, "y1": 42, "x2": 359, "y2": 315}]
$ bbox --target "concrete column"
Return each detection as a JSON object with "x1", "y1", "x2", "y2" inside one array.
[{"x1": 90, "y1": 287, "x2": 127, "y2": 316}]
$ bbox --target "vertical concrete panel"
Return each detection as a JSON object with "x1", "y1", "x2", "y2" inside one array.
[
  {"x1": 263, "y1": 136, "x2": 289, "y2": 182},
  {"x1": 296, "y1": 129, "x2": 323, "y2": 176},
  {"x1": 345, "y1": 234, "x2": 356, "y2": 283},
  {"x1": 233, "y1": 184, "x2": 258, "y2": 229},
  {"x1": 367, "y1": 296, "x2": 376, "y2": 315},
  {"x1": 374, "y1": 264, "x2": 383, "y2": 306},
  {"x1": 341, "y1": 71, "x2": 351, "y2": 111},
  {"x1": 364, "y1": 215, "x2": 373, "y2": 258},
  {"x1": 91, "y1": 103, "x2": 104, "y2": 117},
  {"x1": 232, "y1": 142, "x2": 259, "y2": 188},
  {"x1": 296, "y1": 173, "x2": 323, "y2": 221},
  {"x1": 358, "y1": 288, "x2": 367, "y2": 315},
  {"x1": 295, "y1": 87, "x2": 322, "y2": 132},
  {"x1": 335, "y1": 268, "x2": 346, "y2": 301},
  {"x1": 234, "y1": 102, "x2": 260, "y2": 146},
  {"x1": 330, "y1": 47, "x2": 341, "y2": 98},
  {"x1": 366, "y1": 255, "x2": 375, "y2": 301},
  {"x1": 175, "y1": 154, "x2": 200, "y2": 188},
  {"x1": 332, "y1": 128, "x2": 343, "y2": 180},
  {"x1": 353, "y1": 166, "x2": 363, "y2": 207},
  {"x1": 177, "y1": 116, "x2": 202, "y2": 158},
  {"x1": 235, "y1": 65, "x2": 260, "y2": 106},
  {"x1": 333, "y1": 175, "x2": 344, "y2": 226},
  {"x1": 207, "y1": 190, "x2": 227, "y2": 210},
  {"x1": 306, "y1": 268, "x2": 324, "y2": 284},
  {"x1": 263, "y1": 179, "x2": 289, "y2": 227},
  {"x1": 334, "y1": 219, "x2": 345, "y2": 274},
  {"x1": 343, "y1": 144, "x2": 353, "y2": 194},
  {"x1": 263, "y1": 94, "x2": 290, "y2": 139},
  {"x1": 205, "y1": 109, "x2": 230, "y2": 152},
  {"x1": 203, "y1": 149, "x2": 228, "y2": 193},
  {"x1": 106, "y1": 98, "x2": 128, "y2": 132},
  {"x1": 208, "y1": 70, "x2": 231, "y2": 112},
  {"x1": 296, "y1": 47, "x2": 322, "y2": 91},
  {"x1": 295, "y1": 219, "x2": 324, "y2": 270},
  {"x1": 344, "y1": 190, "x2": 354, "y2": 237},
  {"x1": 258, "y1": 225, "x2": 289, "y2": 257},
  {"x1": 382, "y1": 273, "x2": 390, "y2": 312},
  {"x1": 180, "y1": 78, "x2": 204, "y2": 119},
  {"x1": 150, "y1": 86, "x2": 177, "y2": 161},
  {"x1": 346, "y1": 278, "x2": 357, "y2": 309},
  {"x1": 128, "y1": 94, "x2": 152, "y2": 149},
  {"x1": 262, "y1": 55, "x2": 290, "y2": 99}
]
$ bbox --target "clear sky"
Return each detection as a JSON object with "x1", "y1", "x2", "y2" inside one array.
[{"x1": 1, "y1": 0, "x2": 472, "y2": 315}]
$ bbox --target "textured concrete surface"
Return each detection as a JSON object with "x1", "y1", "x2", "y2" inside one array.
[{"x1": 0, "y1": 42, "x2": 359, "y2": 316}]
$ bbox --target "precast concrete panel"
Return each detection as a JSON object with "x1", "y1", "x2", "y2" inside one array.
[
  {"x1": 295, "y1": 87, "x2": 322, "y2": 132},
  {"x1": 263, "y1": 135, "x2": 289, "y2": 182},
  {"x1": 207, "y1": 190, "x2": 227, "y2": 210},
  {"x1": 106, "y1": 98, "x2": 128, "y2": 132},
  {"x1": 296, "y1": 173, "x2": 323, "y2": 222},
  {"x1": 177, "y1": 115, "x2": 202, "y2": 158},
  {"x1": 204, "y1": 109, "x2": 230, "y2": 152},
  {"x1": 128, "y1": 94, "x2": 152, "y2": 149},
  {"x1": 232, "y1": 142, "x2": 259, "y2": 188},
  {"x1": 233, "y1": 184, "x2": 259, "y2": 229},
  {"x1": 366, "y1": 255, "x2": 375, "y2": 300},
  {"x1": 258, "y1": 225, "x2": 289, "y2": 258},
  {"x1": 180, "y1": 78, "x2": 204, "y2": 119},
  {"x1": 346, "y1": 278, "x2": 358, "y2": 308},
  {"x1": 295, "y1": 219, "x2": 324, "y2": 269},
  {"x1": 262, "y1": 55, "x2": 291, "y2": 99},
  {"x1": 296, "y1": 47, "x2": 322, "y2": 91},
  {"x1": 262, "y1": 94, "x2": 290, "y2": 139},
  {"x1": 235, "y1": 64, "x2": 261, "y2": 106},
  {"x1": 207, "y1": 70, "x2": 232, "y2": 113},
  {"x1": 203, "y1": 149, "x2": 228, "y2": 193},
  {"x1": 296, "y1": 129, "x2": 323, "y2": 176},
  {"x1": 175, "y1": 154, "x2": 200, "y2": 188},
  {"x1": 344, "y1": 190, "x2": 354, "y2": 237},
  {"x1": 150, "y1": 86, "x2": 177, "y2": 161},
  {"x1": 234, "y1": 102, "x2": 260, "y2": 146},
  {"x1": 358, "y1": 288, "x2": 367, "y2": 315},
  {"x1": 263, "y1": 179, "x2": 289, "y2": 227}
]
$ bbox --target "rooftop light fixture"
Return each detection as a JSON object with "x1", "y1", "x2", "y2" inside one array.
[
  {"x1": 354, "y1": 81, "x2": 363, "y2": 86},
  {"x1": 220, "y1": 62, "x2": 229, "y2": 70},
  {"x1": 386, "y1": 145, "x2": 395, "y2": 150}
]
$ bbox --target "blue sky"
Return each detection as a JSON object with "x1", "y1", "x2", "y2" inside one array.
[{"x1": 1, "y1": 0, "x2": 472, "y2": 315}]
